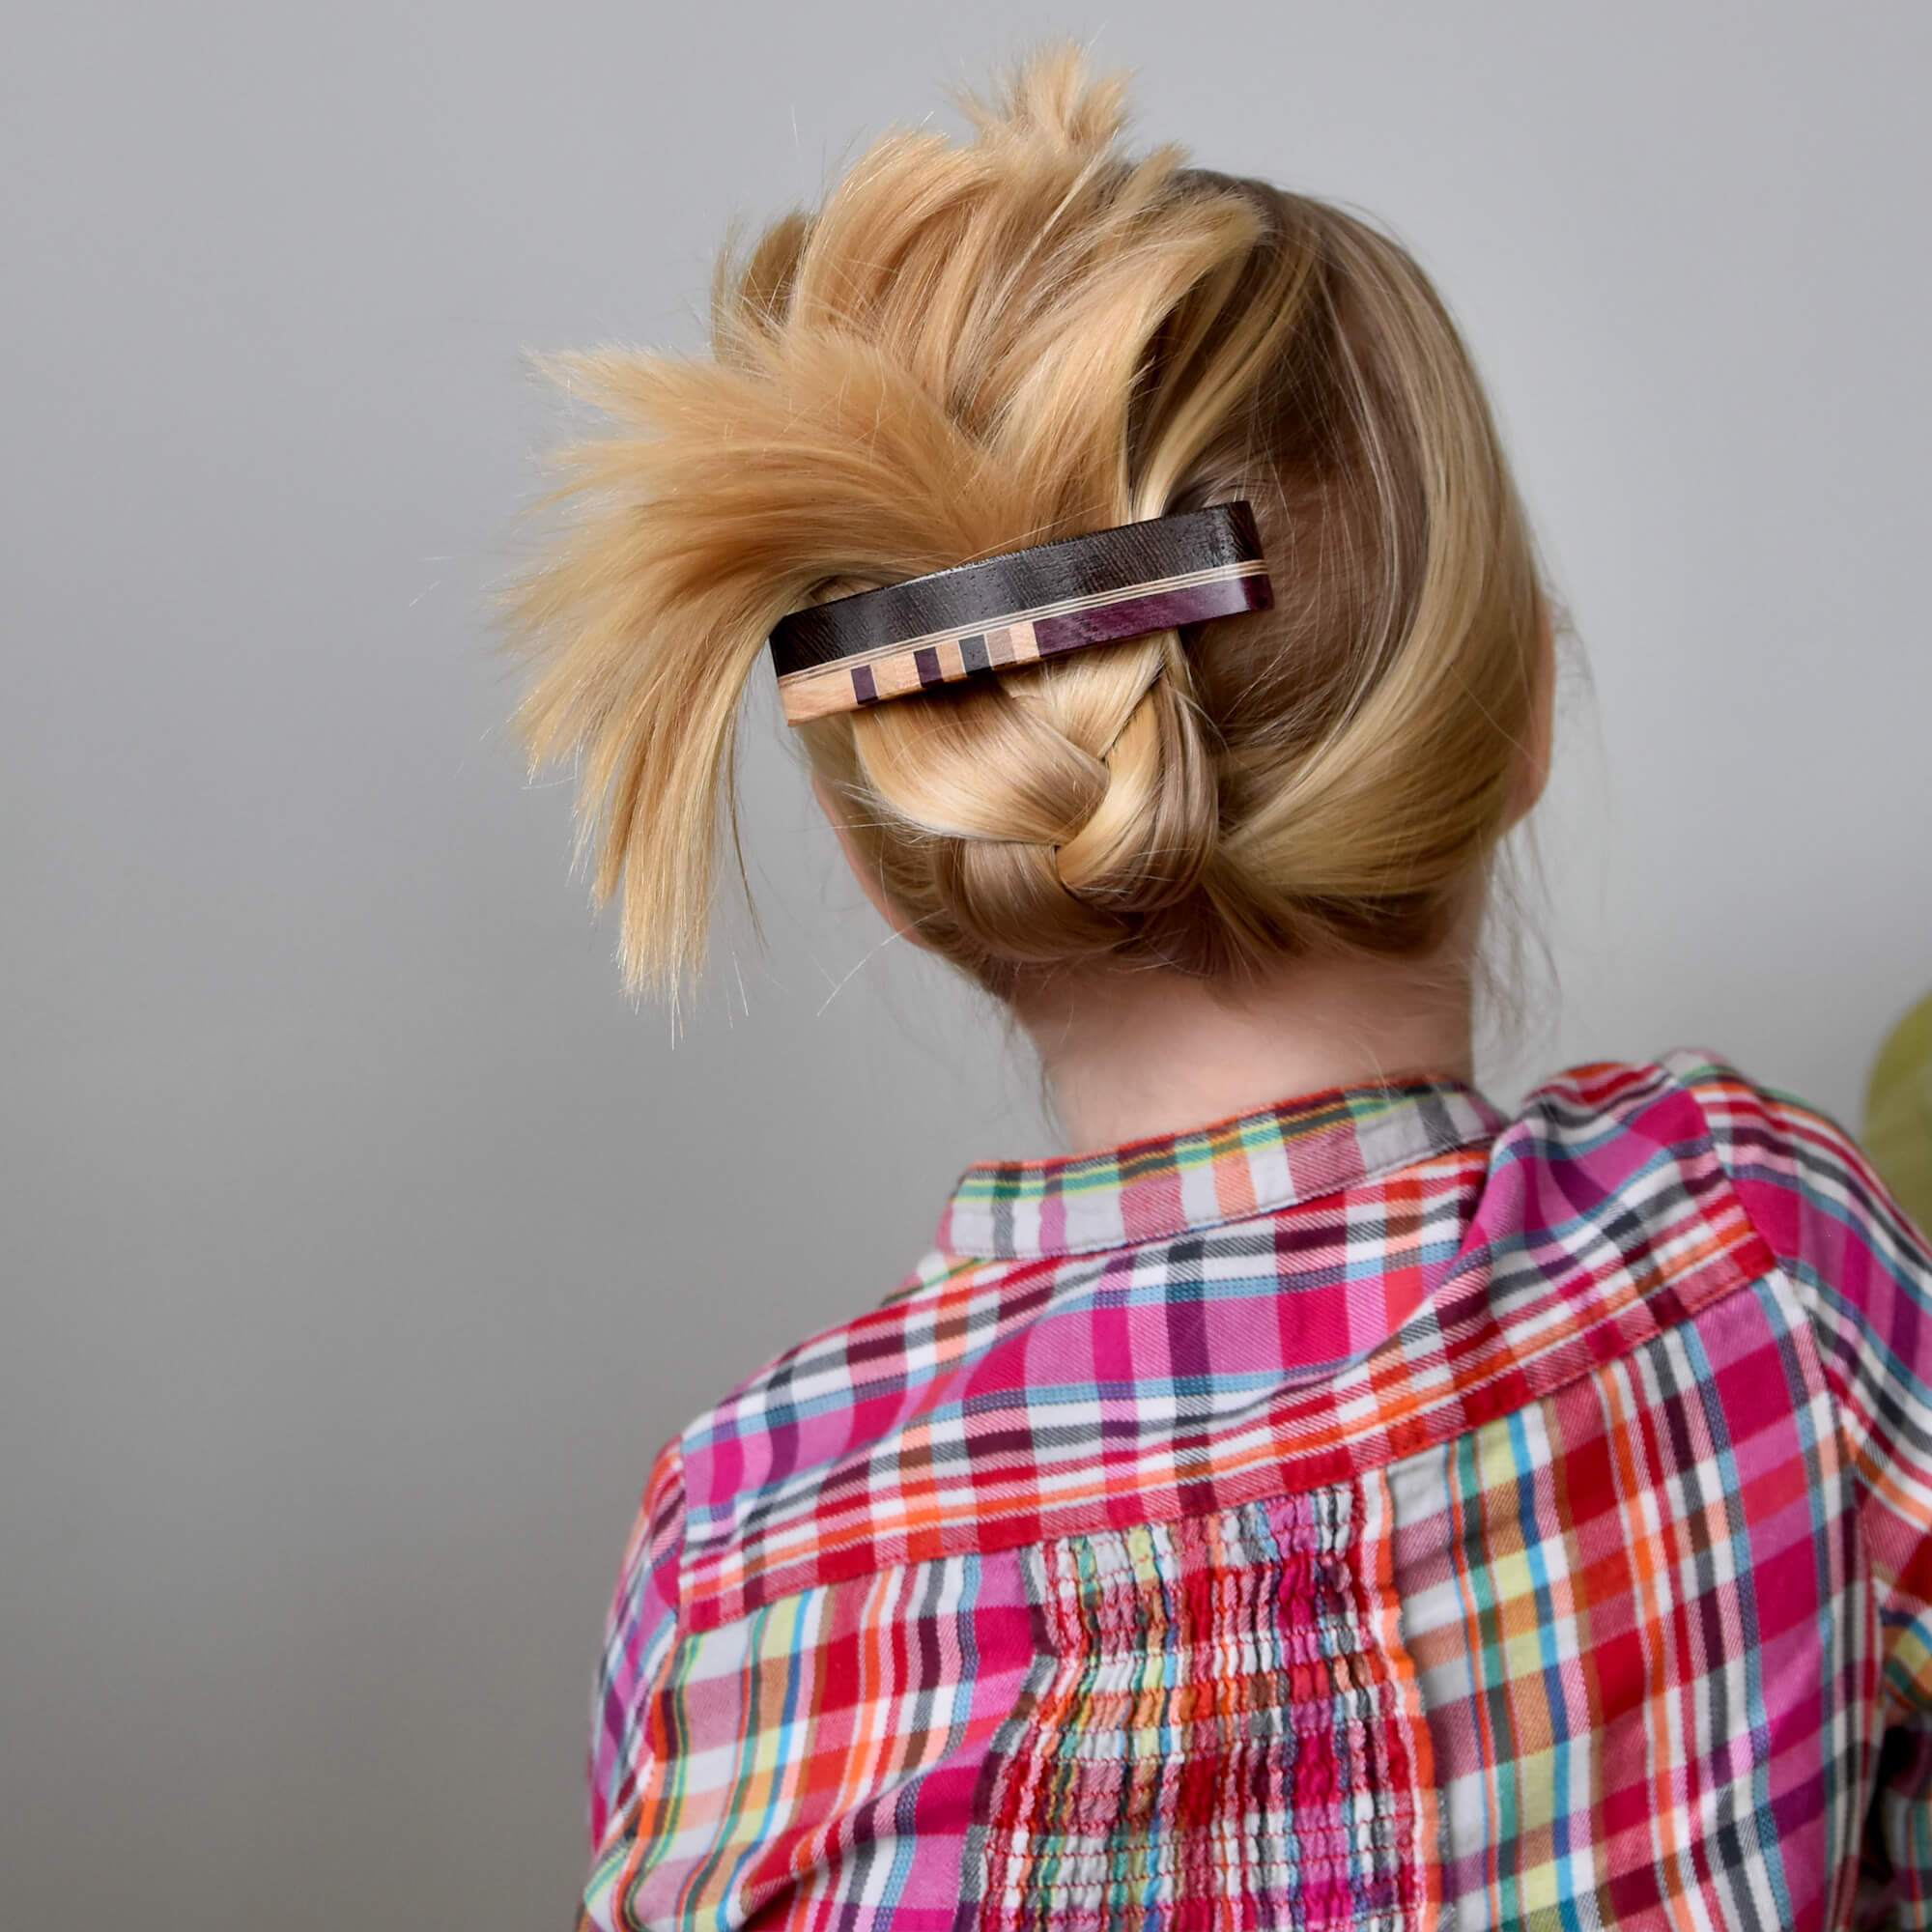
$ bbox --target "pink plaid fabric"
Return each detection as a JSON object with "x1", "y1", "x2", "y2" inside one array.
[{"x1": 582, "y1": 1052, "x2": 1932, "y2": 1929}]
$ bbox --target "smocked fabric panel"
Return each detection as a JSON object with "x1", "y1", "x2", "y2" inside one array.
[{"x1": 964, "y1": 1485, "x2": 1434, "y2": 1932}]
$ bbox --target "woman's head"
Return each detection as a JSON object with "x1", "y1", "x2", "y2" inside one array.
[{"x1": 507, "y1": 48, "x2": 1548, "y2": 1007}]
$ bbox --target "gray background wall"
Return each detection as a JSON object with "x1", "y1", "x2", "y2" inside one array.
[{"x1": 5, "y1": 3, "x2": 1927, "y2": 1926}]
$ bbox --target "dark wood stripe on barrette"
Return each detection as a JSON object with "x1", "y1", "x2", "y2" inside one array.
[{"x1": 769, "y1": 503, "x2": 1269, "y2": 724}]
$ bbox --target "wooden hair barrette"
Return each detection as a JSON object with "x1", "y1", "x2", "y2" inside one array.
[{"x1": 767, "y1": 502, "x2": 1272, "y2": 724}]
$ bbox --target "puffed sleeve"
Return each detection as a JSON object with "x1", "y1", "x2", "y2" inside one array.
[
  {"x1": 1672, "y1": 1052, "x2": 1932, "y2": 1926},
  {"x1": 585, "y1": 1439, "x2": 685, "y2": 1860}
]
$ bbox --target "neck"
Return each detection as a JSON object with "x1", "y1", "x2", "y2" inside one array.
[{"x1": 1012, "y1": 942, "x2": 1477, "y2": 1155}]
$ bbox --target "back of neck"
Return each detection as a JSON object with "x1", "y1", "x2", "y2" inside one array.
[{"x1": 1014, "y1": 943, "x2": 1477, "y2": 1155}]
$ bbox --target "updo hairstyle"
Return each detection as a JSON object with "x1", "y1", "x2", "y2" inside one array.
[{"x1": 506, "y1": 49, "x2": 1545, "y2": 1004}]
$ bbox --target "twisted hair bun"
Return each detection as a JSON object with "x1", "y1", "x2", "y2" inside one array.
[{"x1": 505, "y1": 47, "x2": 1544, "y2": 1001}]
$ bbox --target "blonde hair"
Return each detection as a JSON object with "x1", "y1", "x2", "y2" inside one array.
[{"x1": 505, "y1": 48, "x2": 1545, "y2": 1004}]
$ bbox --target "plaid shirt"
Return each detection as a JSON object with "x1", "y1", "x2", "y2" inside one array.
[{"x1": 582, "y1": 1052, "x2": 1932, "y2": 1931}]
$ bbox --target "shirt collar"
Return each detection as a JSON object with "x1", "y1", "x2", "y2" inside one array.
[{"x1": 936, "y1": 1074, "x2": 1505, "y2": 1260}]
